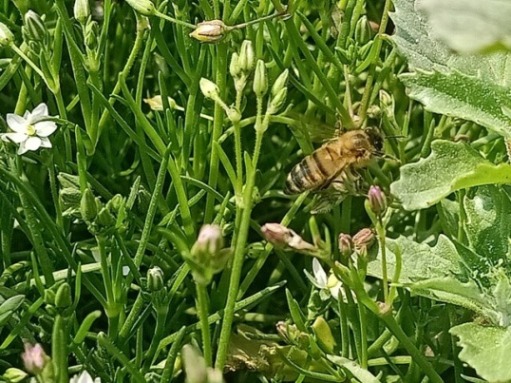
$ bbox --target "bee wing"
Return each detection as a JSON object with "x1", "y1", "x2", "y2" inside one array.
[
  {"x1": 288, "y1": 112, "x2": 338, "y2": 143},
  {"x1": 306, "y1": 189, "x2": 347, "y2": 214}
]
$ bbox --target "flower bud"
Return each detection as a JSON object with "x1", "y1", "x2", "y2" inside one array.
[
  {"x1": 239, "y1": 40, "x2": 254, "y2": 73},
  {"x1": 3, "y1": 368, "x2": 28, "y2": 382},
  {"x1": 338, "y1": 233, "x2": 353, "y2": 258},
  {"x1": 181, "y1": 345, "x2": 208, "y2": 383},
  {"x1": 311, "y1": 316, "x2": 336, "y2": 354},
  {"x1": 55, "y1": 282, "x2": 72, "y2": 309},
  {"x1": 21, "y1": 343, "x2": 49, "y2": 375},
  {"x1": 96, "y1": 206, "x2": 115, "y2": 227},
  {"x1": 74, "y1": 0, "x2": 90, "y2": 24},
  {"x1": 276, "y1": 321, "x2": 302, "y2": 345},
  {"x1": 352, "y1": 228, "x2": 375, "y2": 253},
  {"x1": 253, "y1": 60, "x2": 267, "y2": 97},
  {"x1": 84, "y1": 20, "x2": 99, "y2": 50},
  {"x1": 271, "y1": 69, "x2": 289, "y2": 98},
  {"x1": 0, "y1": 22, "x2": 14, "y2": 46},
  {"x1": 268, "y1": 87, "x2": 287, "y2": 114},
  {"x1": 229, "y1": 52, "x2": 241, "y2": 78},
  {"x1": 80, "y1": 188, "x2": 98, "y2": 223},
  {"x1": 354, "y1": 15, "x2": 373, "y2": 45},
  {"x1": 125, "y1": 0, "x2": 155, "y2": 16},
  {"x1": 367, "y1": 185, "x2": 387, "y2": 216},
  {"x1": 189, "y1": 20, "x2": 227, "y2": 43},
  {"x1": 23, "y1": 10, "x2": 47, "y2": 43},
  {"x1": 199, "y1": 78, "x2": 220, "y2": 99},
  {"x1": 147, "y1": 266, "x2": 164, "y2": 292},
  {"x1": 192, "y1": 224, "x2": 224, "y2": 256}
]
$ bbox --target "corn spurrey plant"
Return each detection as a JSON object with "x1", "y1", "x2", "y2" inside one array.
[{"x1": 1, "y1": 0, "x2": 511, "y2": 382}]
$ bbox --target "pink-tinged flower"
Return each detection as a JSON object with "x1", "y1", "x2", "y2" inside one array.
[
  {"x1": 21, "y1": 343, "x2": 48, "y2": 374},
  {"x1": 1, "y1": 103, "x2": 57, "y2": 155}
]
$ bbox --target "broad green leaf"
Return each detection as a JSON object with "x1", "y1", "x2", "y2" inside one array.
[
  {"x1": 367, "y1": 235, "x2": 461, "y2": 284},
  {"x1": 463, "y1": 186, "x2": 511, "y2": 263},
  {"x1": 391, "y1": 0, "x2": 511, "y2": 138},
  {"x1": 416, "y1": 0, "x2": 511, "y2": 53},
  {"x1": 437, "y1": 199, "x2": 460, "y2": 239},
  {"x1": 450, "y1": 323, "x2": 511, "y2": 382},
  {"x1": 390, "y1": 140, "x2": 511, "y2": 210}
]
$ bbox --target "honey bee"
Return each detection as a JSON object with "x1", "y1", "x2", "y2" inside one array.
[{"x1": 284, "y1": 128, "x2": 383, "y2": 213}]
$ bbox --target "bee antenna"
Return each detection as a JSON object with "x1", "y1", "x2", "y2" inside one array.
[{"x1": 385, "y1": 135, "x2": 405, "y2": 140}]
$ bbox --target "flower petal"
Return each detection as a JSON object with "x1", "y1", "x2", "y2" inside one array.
[
  {"x1": 24, "y1": 136, "x2": 42, "y2": 152},
  {"x1": 35, "y1": 121, "x2": 57, "y2": 137},
  {"x1": 77, "y1": 371, "x2": 94, "y2": 383},
  {"x1": 30, "y1": 103, "x2": 49, "y2": 119},
  {"x1": 2, "y1": 132, "x2": 27, "y2": 143},
  {"x1": 6, "y1": 114, "x2": 28, "y2": 133},
  {"x1": 39, "y1": 137, "x2": 52, "y2": 148},
  {"x1": 17, "y1": 141, "x2": 28, "y2": 155},
  {"x1": 312, "y1": 258, "x2": 327, "y2": 287}
]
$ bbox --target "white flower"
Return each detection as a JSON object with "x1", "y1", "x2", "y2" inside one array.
[
  {"x1": 69, "y1": 371, "x2": 101, "y2": 383},
  {"x1": 306, "y1": 258, "x2": 346, "y2": 302},
  {"x1": 1, "y1": 103, "x2": 57, "y2": 155}
]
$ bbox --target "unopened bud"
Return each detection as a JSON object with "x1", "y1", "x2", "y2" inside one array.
[
  {"x1": 354, "y1": 15, "x2": 373, "y2": 44},
  {"x1": 338, "y1": 233, "x2": 352, "y2": 258},
  {"x1": 80, "y1": 188, "x2": 98, "y2": 223},
  {"x1": 3, "y1": 368, "x2": 28, "y2": 382},
  {"x1": 84, "y1": 20, "x2": 99, "y2": 50},
  {"x1": 189, "y1": 20, "x2": 227, "y2": 43},
  {"x1": 0, "y1": 22, "x2": 14, "y2": 46},
  {"x1": 125, "y1": 0, "x2": 155, "y2": 16},
  {"x1": 74, "y1": 0, "x2": 90, "y2": 24},
  {"x1": 192, "y1": 224, "x2": 224, "y2": 256},
  {"x1": 182, "y1": 345, "x2": 208, "y2": 383},
  {"x1": 276, "y1": 321, "x2": 301, "y2": 345},
  {"x1": 367, "y1": 185, "x2": 387, "y2": 216},
  {"x1": 352, "y1": 228, "x2": 375, "y2": 253},
  {"x1": 312, "y1": 316, "x2": 336, "y2": 354},
  {"x1": 227, "y1": 108, "x2": 241, "y2": 123},
  {"x1": 96, "y1": 206, "x2": 115, "y2": 227},
  {"x1": 239, "y1": 40, "x2": 254, "y2": 73},
  {"x1": 147, "y1": 266, "x2": 164, "y2": 292},
  {"x1": 253, "y1": 60, "x2": 267, "y2": 97},
  {"x1": 23, "y1": 10, "x2": 47, "y2": 43},
  {"x1": 199, "y1": 78, "x2": 220, "y2": 99},
  {"x1": 22, "y1": 343, "x2": 49, "y2": 375},
  {"x1": 229, "y1": 52, "x2": 241, "y2": 78},
  {"x1": 55, "y1": 282, "x2": 72, "y2": 309},
  {"x1": 271, "y1": 69, "x2": 289, "y2": 98},
  {"x1": 268, "y1": 87, "x2": 287, "y2": 114},
  {"x1": 379, "y1": 90, "x2": 394, "y2": 118}
]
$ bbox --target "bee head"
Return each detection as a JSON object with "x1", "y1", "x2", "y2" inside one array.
[{"x1": 363, "y1": 127, "x2": 383, "y2": 155}]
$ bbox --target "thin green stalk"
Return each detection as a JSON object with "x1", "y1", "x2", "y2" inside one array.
[
  {"x1": 357, "y1": 303, "x2": 368, "y2": 369},
  {"x1": 52, "y1": 315, "x2": 69, "y2": 383},
  {"x1": 97, "y1": 235, "x2": 119, "y2": 338},
  {"x1": 196, "y1": 284, "x2": 212, "y2": 366},
  {"x1": 215, "y1": 109, "x2": 267, "y2": 369},
  {"x1": 376, "y1": 219, "x2": 389, "y2": 303},
  {"x1": 204, "y1": 45, "x2": 228, "y2": 222}
]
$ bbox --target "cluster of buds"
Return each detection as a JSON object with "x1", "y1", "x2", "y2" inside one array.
[
  {"x1": 261, "y1": 223, "x2": 326, "y2": 258},
  {"x1": 184, "y1": 225, "x2": 231, "y2": 285},
  {"x1": 230, "y1": 40, "x2": 255, "y2": 100}
]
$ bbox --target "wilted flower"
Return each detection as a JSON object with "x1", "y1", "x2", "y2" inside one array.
[
  {"x1": 261, "y1": 223, "x2": 317, "y2": 253},
  {"x1": 1, "y1": 103, "x2": 57, "y2": 155},
  {"x1": 69, "y1": 371, "x2": 101, "y2": 383},
  {"x1": 21, "y1": 343, "x2": 49, "y2": 375},
  {"x1": 338, "y1": 233, "x2": 353, "y2": 259},
  {"x1": 189, "y1": 20, "x2": 227, "y2": 43},
  {"x1": 352, "y1": 228, "x2": 375, "y2": 254}
]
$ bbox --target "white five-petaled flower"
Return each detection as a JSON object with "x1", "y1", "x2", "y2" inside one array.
[
  {"x1": 306, "y1": 258, "x2": 344, "y2": 301},
  {"x1": 1, "y1": 103, "x2": 57, "y2": 155},
  {"x1": 69, "y1": 371, "x2": 101, "y2": 383}
]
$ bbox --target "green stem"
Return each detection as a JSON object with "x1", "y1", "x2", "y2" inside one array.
[
  {"x1": 196, "y1": 284, "x2": 212, "y2": 366},
  {"x1": 154, "y1": 10, "x2": 196, "y2": 29},
  {"x1": 204, "y1": 44, "x2": 228, "y2": 222},
  {"x1": 215, "y1": 110, "x2": 266, "y2": 370},
  {"x1": 376, "y1": 219, "x2": 388, "y2": 303},
  {"x1": 9, "y1": 44, "x2": 46, "y2": 80},
  {"x1": 357, "y1": 303, "x2": 368, "y2": 368}
]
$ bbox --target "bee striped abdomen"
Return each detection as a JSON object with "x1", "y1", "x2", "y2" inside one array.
[{"x1": 285, "y1": 152, "x2": 332, "y2": 194}]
